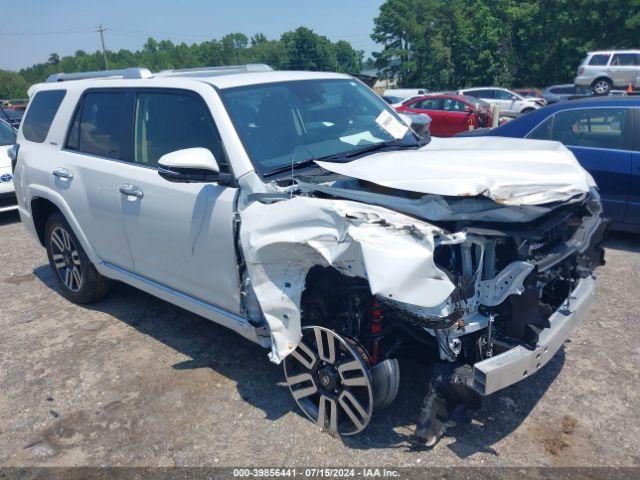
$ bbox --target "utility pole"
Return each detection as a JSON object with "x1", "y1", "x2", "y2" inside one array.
[{"x1": 97, "y1": 24, "x2": 108, "y2": 70}]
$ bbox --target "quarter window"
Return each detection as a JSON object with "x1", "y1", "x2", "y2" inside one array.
[
  {"x1": 527, "y1": 117, "x2": 553, "y2": 140},
  {"x1": 589, "y1": 54, "x2": 611, "y2": 66},
  {"x1": 133, "y1": 92, "x2": 225, "y2": 168},
  {"x1": 550, "y1": 108, "x2": 630, "y2": 150},
  {"x1": 66, "y1": 92, "x2": 128, "y2": 159},
  {"x1": 22, "y1": 90, "x2": 66, "y2": 143}
]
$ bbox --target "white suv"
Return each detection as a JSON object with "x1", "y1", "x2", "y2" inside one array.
[
  {"x1": 12, "y1": 65, "x2": 607, "y2": 446},
  {"x1": 457, "y1": 87, "x2": 543, "y2": 115}
]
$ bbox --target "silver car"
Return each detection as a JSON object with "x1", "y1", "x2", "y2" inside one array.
[{"x1": 575, "y1": 50, "x2": 640, "y2": 95}]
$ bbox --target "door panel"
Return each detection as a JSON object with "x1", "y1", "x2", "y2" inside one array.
[
  {"x1": 57, "y1": 89, "x2": 134, "y2": 269},
  {"x1": 56, "y1": 151, "x2": 134, "y2": 269},
  {"x1": 120, "y1": 89, "x2": 241, "y2": 313},
  {"x1": 550, "y1": 107, "x2": 633, "y2": 224},
  {"x1": 120, "y1": 168, "x2": 242, "y2": 313},
  {"x1": 625, "y1": 108, "x2": 640, "y2": 225}
]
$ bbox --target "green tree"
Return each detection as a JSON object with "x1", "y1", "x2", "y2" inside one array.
[{"x1": 0, "y1": 70, "x2": 29, "y2": 98}]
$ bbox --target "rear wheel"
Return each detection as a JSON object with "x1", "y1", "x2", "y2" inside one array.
[
  {"x1": 591, "y1": 78, "x2": 612, "y2": 96},
  {"x1": 284, "y1": 326, "x2": 374, "y2": 436},
  {"x1": 45, "y1": 212, "x2": 111, "y2": 304}
]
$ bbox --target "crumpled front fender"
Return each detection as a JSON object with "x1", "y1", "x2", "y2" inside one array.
[{"x1": 239, "y1": 196, "x2": 465, "y2": 363}]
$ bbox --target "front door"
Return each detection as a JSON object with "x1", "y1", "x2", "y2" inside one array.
[
  {"x1": 549, "y1": 107, "x2": 633, "y2": 224},
  {"x1": 441, "y1": 97, "x2": 472, "y2": 136},
  {"x1": 119, "y1": 89, "x2": 242, "y2": 314},
  {"x1": 624, "y1": 108, "x2": 640, "y2": 226}
]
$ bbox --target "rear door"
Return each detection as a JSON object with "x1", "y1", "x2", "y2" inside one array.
[
  {"x1": 404, "y1": 97, "x2": 446, "y2": 136},
  {"x1": 625, "y1": 108, "x2": 640, "y2": 225},
  {"x1": 57, "y1": 88, "x2": 135, "y2": 269},
  {"x1": 548, "y1": 107, "x2": 633, "y2": 224},
  {"x1": 609, "y1": 53, "x2": 639, "y2": 88}
]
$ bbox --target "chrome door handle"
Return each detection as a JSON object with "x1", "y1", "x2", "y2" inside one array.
[
  {"x1": 52, "y1": 168, "x2": 73, "y2": 180},
  {"x1": 119, "y1": 184, "x2": 144, "y2": 198}
]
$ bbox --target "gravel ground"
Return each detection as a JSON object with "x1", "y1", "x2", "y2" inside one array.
[{"x1": 0, "y1": 209, "x2": 639, "y2": 468}]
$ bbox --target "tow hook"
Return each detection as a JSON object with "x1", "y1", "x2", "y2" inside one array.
[{"x1": 410, "y1": 363, "x2": 481, "y2": 448}]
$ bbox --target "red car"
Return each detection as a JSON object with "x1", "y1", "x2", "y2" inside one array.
[{"x1": 395, "y1": 94, "x2": 493, "y2": 137}]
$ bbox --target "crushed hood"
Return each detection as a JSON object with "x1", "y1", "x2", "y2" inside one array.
[{"x1": 316, "y1": 136, "x2": 593, "y2": 206}]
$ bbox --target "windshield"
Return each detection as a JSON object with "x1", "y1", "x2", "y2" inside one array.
[
  {"x1": 219, "y1": 79, "x2": 418, "y2": 175},
  {"x1": 0, "y1": 120, "x2": 15, "y2": 146}
]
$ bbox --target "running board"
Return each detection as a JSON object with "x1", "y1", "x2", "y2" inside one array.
[{"x1": 100, "y1": 262, "x2": 270, "y2": 348}]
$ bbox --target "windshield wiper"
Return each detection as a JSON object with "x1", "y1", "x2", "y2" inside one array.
[{"x1": 263, "y1": 158, "x2": 319, "y2": 177}]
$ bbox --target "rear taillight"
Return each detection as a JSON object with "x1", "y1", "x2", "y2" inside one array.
[{"x1": 578, "y1": 67, "x2": 585, "y2": 75}]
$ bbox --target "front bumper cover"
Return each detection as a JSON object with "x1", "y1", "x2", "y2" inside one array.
[{"x1": 472, "y1": 275, "x2": 595, "y2": 395}]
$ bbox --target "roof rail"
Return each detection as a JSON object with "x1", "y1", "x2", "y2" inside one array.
[
  {"x1": 156, "y1": 63, "x2": 273, "y2": 78},
  {"x1": 46, "y1": 67, "x2": 154, "y2": 83}
]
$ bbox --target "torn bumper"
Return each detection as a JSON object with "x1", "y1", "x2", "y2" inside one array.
[{"x1": 472, "y1": 275, "x2": 595, "y2": 396}]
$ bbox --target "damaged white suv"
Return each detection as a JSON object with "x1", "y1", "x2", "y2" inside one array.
[{"x1": 12, "y1": 65, "x2": 607, "y2": 446}]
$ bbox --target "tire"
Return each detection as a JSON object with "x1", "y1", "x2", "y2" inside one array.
[
  {"x1": 45, "y1": 212, "x2": 111, "y2": 304},
  {"x1": 591, "y1": 78, "x2": 612, "y2": 96}
]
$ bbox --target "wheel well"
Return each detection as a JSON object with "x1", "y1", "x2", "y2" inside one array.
[
  {"x1": 31, "y1": 198, "x2": 61, "y2": 246},
  {"x1": 300, "y1": 266, "x2": 371, "y2": 333},
  {"x1": 591, "y1": 77, "x2": 612, "y2": 87},
  {"x1": 521, "y1": 107, "x2": 535, "y2": 113}
]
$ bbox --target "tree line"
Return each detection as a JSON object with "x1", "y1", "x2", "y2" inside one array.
[
  {"x1": 372, "y1": 0, "x2": 640, "y2": 89},
  {"x1": 1, "y1": 27, "x2": 364, "y2": 98},
  {"x1": 3, "y1": 1, "x2": 640, "y2": 99}
]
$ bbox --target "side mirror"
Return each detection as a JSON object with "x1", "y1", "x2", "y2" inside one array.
[{"x1": 157, "y1": 148, "x2": 232, "y2": 184}]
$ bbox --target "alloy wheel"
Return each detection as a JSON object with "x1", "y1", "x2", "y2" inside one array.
[
  {"x1": 283, "y1": 326, "x2": 374, "y2": 436},
  {"x1": 593, "y1": 80, "x2": 611, "y2": 95},
  {"x1": 50, "y1": 226, "x2": 83, "y2": 292}
]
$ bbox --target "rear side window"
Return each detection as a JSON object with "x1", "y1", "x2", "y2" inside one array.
[
  {"x1": 550, "y1": 108, "x2": 630, "y2": 150},
  {"x1": 589, "y1": 54, "x2": 610, "y2": 66},
  {"x1": 611, "y1": 53, "x2": 639, "y2": 66},
  {"x1": 22, "y1": 90, "x2": 66, "y2": 143},
  {"x1": 66, "y1": 91, "x2": 128, "y2": 159},
  {"x1": 133, "y1": 92, "x2": 226, "y2": 168}
]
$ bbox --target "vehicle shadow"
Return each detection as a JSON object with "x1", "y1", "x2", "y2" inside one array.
[
  {"x1": 33, "y1": 263, "x2": 564, "y2": 457},
  {"x1": 0, "y1": 210, "x2": 20, "y2": 226},
  {"x1": 604, "y1": 230, "x2": 640, "y2": 253}
]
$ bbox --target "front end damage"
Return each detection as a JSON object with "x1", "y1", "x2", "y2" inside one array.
[{"x1": 235, "y1": 138, "x2": 607, "y2": 444}]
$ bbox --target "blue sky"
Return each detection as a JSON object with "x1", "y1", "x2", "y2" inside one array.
[{"x1": 0, "y1": 0, "x2": 385, "y2": 71}]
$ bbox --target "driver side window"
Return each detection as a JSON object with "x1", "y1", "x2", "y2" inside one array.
[
  {"x1": 549, "y1": 108, "x2": 630, "y2": 150},
  {"x1": 133, "y1": 91, "x2": 227, "y2": 170}
]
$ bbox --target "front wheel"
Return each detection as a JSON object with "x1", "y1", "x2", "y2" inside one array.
[
  {"x1": 283, "y1": 326, "x2": 374, "y2": 436},
  {"x1": 45, "y1": 212, "x2": 111, "y2": 304},
  {"x1": 591, "y1": 78, "x2": 612, "y2": 96}
]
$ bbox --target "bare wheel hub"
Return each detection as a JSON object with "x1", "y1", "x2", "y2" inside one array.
[{"x1": 283, "y1": 326, "x2": 374, "y2": 436}]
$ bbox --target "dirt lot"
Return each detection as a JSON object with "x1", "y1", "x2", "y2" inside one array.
[{"x1": 1, "y1": 209, "x2": 639, "y2": 467}]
